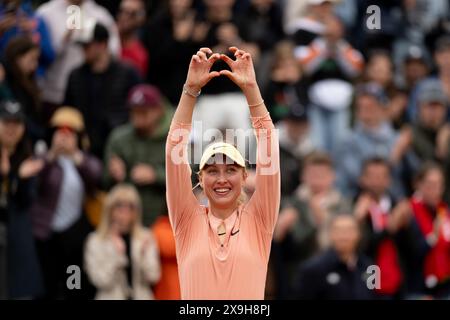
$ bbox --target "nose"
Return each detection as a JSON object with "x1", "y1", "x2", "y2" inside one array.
[{"x1": 216, "y1": 173, "x2": 228, "y2": 184}]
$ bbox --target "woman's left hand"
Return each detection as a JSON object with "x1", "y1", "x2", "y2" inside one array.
[{"x1": 220, "y1": 47, "x2": 257, "y2": 91}]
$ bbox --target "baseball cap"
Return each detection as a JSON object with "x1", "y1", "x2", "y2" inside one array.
[
  {"x1": 75, "y1": 19, "x2": 109, "y2": 45},
  {"x1": 199, "y1": 142, "x2": 246, "y2": 170},
  {"x1": 127, "y1": 84, "x2": 162, "y2": 109},
  {"x1": 50, "y1": 107, "x2": 85, "y2": 132},
  {"x1": 403, "y1": 45, "x2": 428, "y2": 64},
  {"x1": 0, "y1": 100, "x2": 25, "y2": 121},
  {"x1": 418, "y1": 81, "x2": 448, "y2": 106}
]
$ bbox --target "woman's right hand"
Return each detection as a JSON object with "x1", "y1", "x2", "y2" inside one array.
[{"x1": 185, "y1": 47, "x2": 220, "y2": 93}]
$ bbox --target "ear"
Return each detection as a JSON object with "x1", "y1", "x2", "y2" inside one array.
[{"x1": 198, "y1": 172, "x2": 204, "y2": 188}]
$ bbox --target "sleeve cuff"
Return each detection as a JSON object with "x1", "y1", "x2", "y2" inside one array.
[{"x1": 251, "y1": 112, "x2": 275, "y2": 130}]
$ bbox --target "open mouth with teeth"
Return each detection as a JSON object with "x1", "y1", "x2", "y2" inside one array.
[{"x1": 213, "y1": 187, "x2": 232, "y2": 196}]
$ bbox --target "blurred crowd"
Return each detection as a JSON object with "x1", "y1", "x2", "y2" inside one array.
[{"x1": 0, "y1": 0, "x2": 450, "y2": 300}]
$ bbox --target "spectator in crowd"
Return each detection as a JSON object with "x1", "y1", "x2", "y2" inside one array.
[
  {"x1": 237, "y1": 0, "x2": 285, "y2": 53},
  {"x1": 263, "y1": 40, "x2": 309, "y2": 123},
  {"x1": 0, "y1": 0, "x2": 55, "y2": 75},
  {"x1": 104, "y1": 84, "x2": 171, "y2": 227},
  {"x1": 273, "y1": 152, "x2": 350, "y2": 297},
  {"x1": 143, "y1": 0, "x2": 198, "y2": 105},
  {"x1": 391, "y1": 80, "x2": 450, "y2": 199},
  {"x1": 353, "y1": 157, "x2": 416, "y2": 299},
  {"x1": 362, "y1": 49, "x2": 409, "y2": 129},
  {"x1": 37, "y1": 0, "x2": 121, "y2": 107},
  {"x1": 364, "y1": 49, "x2": 408, "y2": 128},
  {"x1": 152, "y1": 199, "x2": 181, "y2": 300},
  {"x1": 0, "y1": 99, "x2": 45, "y2": 299},
  {"x1": 405, "y1": 163, "x2": 450, "y2": 299},
  {"x1": 336, "y1": 83, "x2": 400, "y2": 198},
  {"x1": 29, "y1": 107, "x2": 102, "y2": 299},
  {"x1": 295, "y1": 14, "x2": 364, "y2": 154},
  {"x1": 3, "y1": 35, "x2": 47, "y2": 144},
  {"x1": 264, "y1": 41, "x2": 312, "y2": 197},
  {"x1": 84, "y1": 183, "x2": 161, "y2": 300},
  {"x1": 276, "y1": 105, "x2": 314, "y2": 198},
  {"x1": 293, "y1": 213, "x2": 376, "y2": 300},
  {"x1": 398, "y1": 45, "x2": 430, "y2": 96},
  {"x1": 64, "y1": 22, "x2": 140, "y2": 159},
  {"x1": 236, "y1": 0, "x2": 285, "y2": 85},
  {"x1": 116, "y1": 0, "x2": 148, "y2": 78}
]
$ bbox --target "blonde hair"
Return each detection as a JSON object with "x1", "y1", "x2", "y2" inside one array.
[{"x1": 97, "y1": 184, "x2": 144, "y2": 239}]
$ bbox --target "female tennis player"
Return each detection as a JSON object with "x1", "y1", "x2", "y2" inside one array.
[{"x1": 165, "y1": 46, "x2": 280, "y2": 299}]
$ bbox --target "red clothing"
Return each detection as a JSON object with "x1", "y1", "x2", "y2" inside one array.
[
  {"x1": 121, "y1": 39, "x2": 149, "y2": 78},
  {"x1": 152, "y1": 215, "x2": 181, "y2": 300}
]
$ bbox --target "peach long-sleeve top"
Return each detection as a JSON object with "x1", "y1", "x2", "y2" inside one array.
[{"x1": 165, "y1": 112, "x2": 280, "y2": 300}]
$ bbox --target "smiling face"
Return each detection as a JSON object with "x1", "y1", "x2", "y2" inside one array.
[{"x1": 199, "y1": 155, "x2": 247, "y2": 210}]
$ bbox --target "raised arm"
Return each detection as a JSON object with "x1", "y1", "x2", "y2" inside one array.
[
  {"x1": 166, "y1": 48, "x2": 220, "y2": 234},
  {"x1": 221, "y1": 47, "x2": 281, "y2": 233}
]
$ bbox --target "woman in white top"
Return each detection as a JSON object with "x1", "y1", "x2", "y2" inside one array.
[{"x1": 84, "y1": 184, "x2": 161, "y2": 300}]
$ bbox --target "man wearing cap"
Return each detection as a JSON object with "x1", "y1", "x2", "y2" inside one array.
[
  {"x1": 336, "y1": 83, "x2": 400, "y2": 198},
  {"x1": 276, "y1": 105, "x2": 315, "y2": 197},
  {"x1": 64, "y1": 22, "x2": 140, "y2": 158},
  {"x1": 104, "y1": 84, "x2": 172, "y2": 226},
  {"x1": 391, "y1": 80, "x2": 450, "y2": 200},
  {"x1": 400, "y1": 45, "x2": 430, "y2": 94},
  {"x1": 408, "y1": 35, "x2": 450, "y2": 121}
]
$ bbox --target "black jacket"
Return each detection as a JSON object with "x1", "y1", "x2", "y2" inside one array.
[{"x1": 64, "y1": 59, "x2": 140, "y2": 158}]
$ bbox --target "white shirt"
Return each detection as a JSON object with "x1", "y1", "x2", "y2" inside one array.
[{"x1": 51, "y1": 156, "x2": 85, "y2": 232}]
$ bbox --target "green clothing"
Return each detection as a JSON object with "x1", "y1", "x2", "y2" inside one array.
[{"x1": 104, "y1": 104, "x2": 173, "y2": 226}]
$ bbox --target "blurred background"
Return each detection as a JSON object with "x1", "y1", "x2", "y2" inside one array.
[{"x1": 0, "y1": 0, "x2": 450, "y2": 300}]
